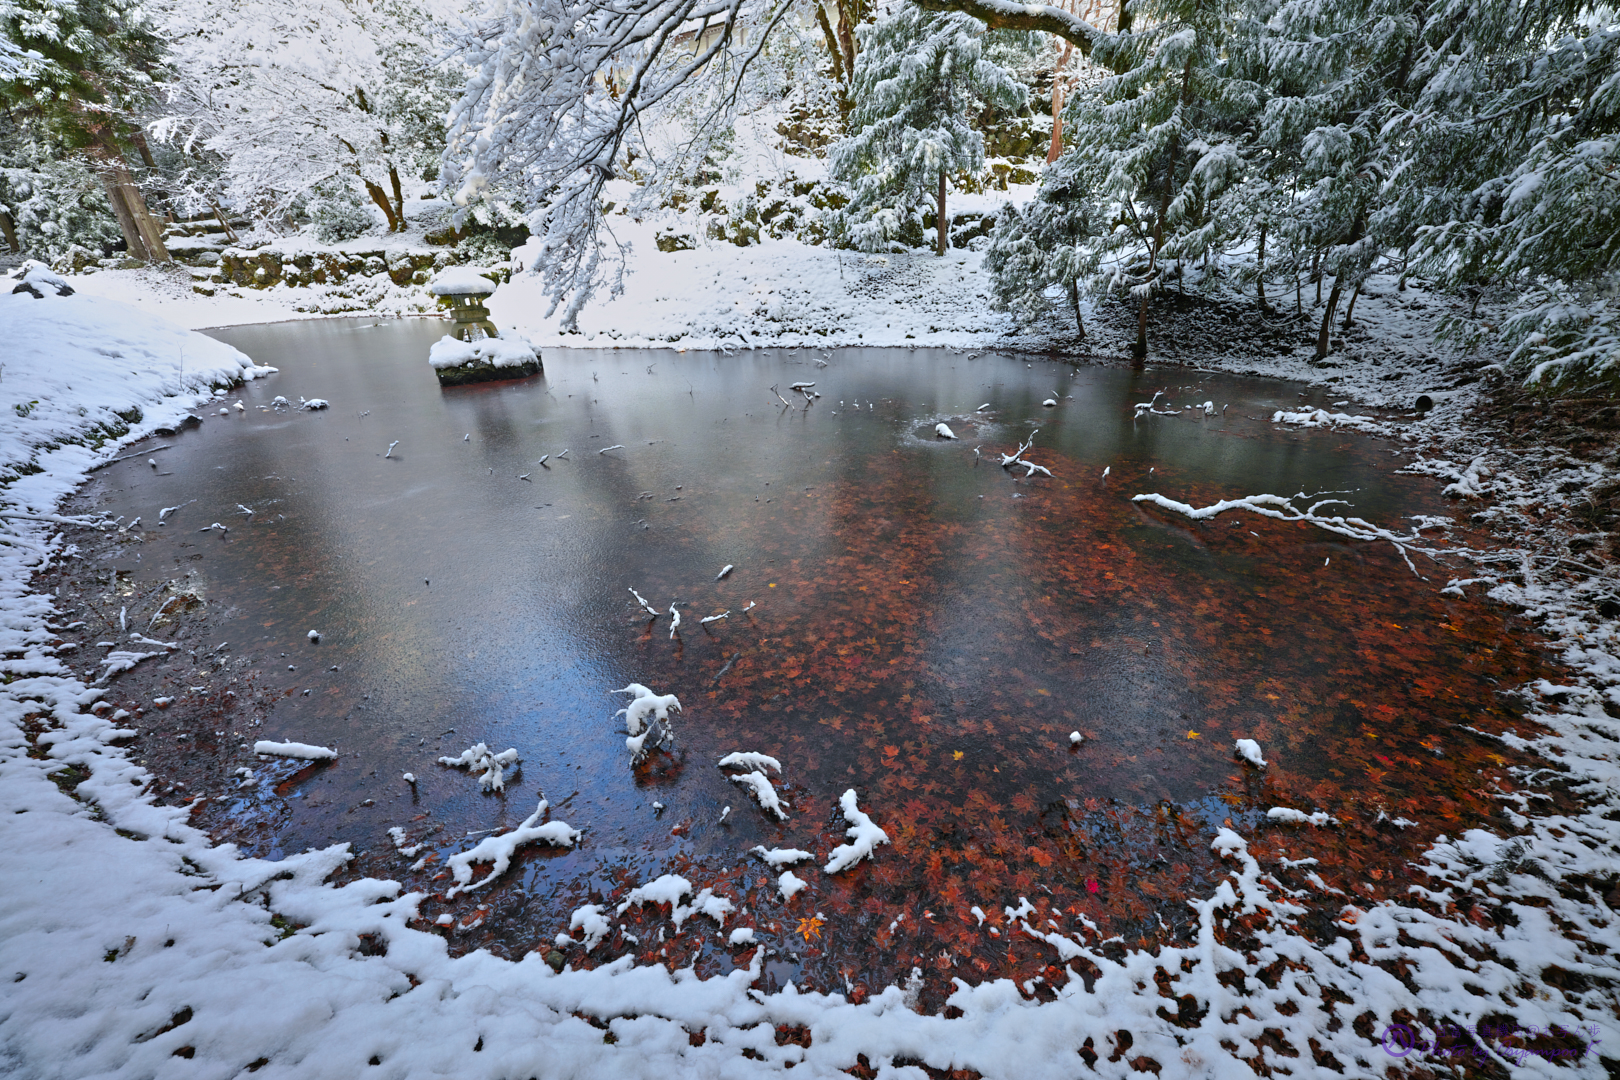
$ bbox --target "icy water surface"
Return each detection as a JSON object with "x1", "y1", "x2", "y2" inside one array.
[{"x1": 84, "y1": 318, "x2": 1553, "y2": 1002}]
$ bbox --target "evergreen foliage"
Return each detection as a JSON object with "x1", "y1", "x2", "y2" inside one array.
[
  {"x1": 982, "y1": 148, "x2": 1100, "y2": 337},
  {"x1": 0, "y1": 126, "x2": 121, "y2": 259},
  {"x1": 830, "y1": 7, "x2": 1024, "y2": 255},
  {"x1": 0, "y1": 0, "x2": 164, "y2": 150}
]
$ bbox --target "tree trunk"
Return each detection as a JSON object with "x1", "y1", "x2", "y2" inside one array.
[
  {"x1": 936, "y1": 170, "x2": 948, "y2": 256},
  {"x1": 129, "y1": 130, "x2": 158, "y2": 170},
  {"x1": 1313, "y1": 249, "x2": 1322, "y2": 305},
  {"x1": 834, "y1": 0, "x2": 858, "y2": 86},
  {"x1": 1256, "y1": 222, "x2": 1268, "y2": 312},
  {"x1": 817, "y1": 4, "x2": 845, "y2": 82},
  {"x1": 1341, "y1": 280, "x2": 1362, "y2": 331},
  {"x1": 97, "y1": 148, "x2": 170, "y2": 262},
  {"x1": 389, "y1": 166, "x2": 406, "y2": 231},
  {"x1": 211, "y1": 202, "x2": 239, "y2": 244},
  {"x1": 1047, "y1": 42, "x2": 1072, "y2": 164},
  {"x1": 99, "y1": 171, "x2": 150, "y2": 261},
  {"x1": 1068, "y1": 279, "x2": 1084, "y2": 339},
  {"x1": 1133, "y1": 291, "x2": 1149, "y2": 362},
  {"x1": 0, "y1": 210, "x2": 18, "y2": 253},
  {"x1": 124, "y1": 179, "x2": 171, "y2": 261},
  {"x1": 364, "y1": 180, "x2": 402, "y2": 232},
  {"x1": 1315, "y1": 277, "x2": 1342, "y2": 361}
]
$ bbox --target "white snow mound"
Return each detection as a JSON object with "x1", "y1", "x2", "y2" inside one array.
[
  {"x1": 428, "y1": 333, "x2": 539, "y2": 370},
  {"x1": 253, "y1": 740, "x2": 337, "y2": 760},
  {"x1": 1235, "y1": 739, "x2": 1267, "y2": 767}
]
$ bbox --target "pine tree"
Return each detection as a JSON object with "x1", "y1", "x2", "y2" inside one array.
[
  {"x1": 1056, "y1": 0, "x2": 1262, "y2": 358},
  {"x1": 829, "y1": 6, "x2": 1024, "y2": 256},
  {"x1": 1398, "y1": 2, "x2": 1620, "y2": 382}
]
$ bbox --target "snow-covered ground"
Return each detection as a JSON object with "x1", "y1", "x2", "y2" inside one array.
[{"x1": 3, "y1": 253, "x2": 1620, "y2": 1076}]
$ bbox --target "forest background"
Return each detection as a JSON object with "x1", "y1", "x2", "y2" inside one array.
[{"x1": 2, "y1": 0, "x2": 1616, "y2": 383}]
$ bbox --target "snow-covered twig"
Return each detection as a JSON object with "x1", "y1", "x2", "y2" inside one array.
[
  {"x1": 719, "y1": 751, "x2": 780, "y2": 773},
  {"x1": 1131, "y1": 490, "x2": 1461, "y2": 577},
  {"x1": 728, "y1": 770, "x2": 789, "y2": 820},
  {"x1": 824, "y1": 789, "x2": 888, "y2": 873},
  {"x1": 438, "y1": 742, "x2": 520, "y2": 792},
  {"x1": 254, "y1": 740, "x2": 337, "y2": 761},
  {"x1": 445, "y1": 799, "x2": 579, "y2": 898}
]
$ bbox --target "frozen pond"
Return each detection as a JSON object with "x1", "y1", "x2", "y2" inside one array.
[{"x1": 81, "y1": 318, "x2": 1551, "y2": 1001}]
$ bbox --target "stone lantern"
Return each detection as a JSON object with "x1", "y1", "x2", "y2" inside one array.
[{"x1": 426, "y1": 267, "x2": 541, "y2": 386}]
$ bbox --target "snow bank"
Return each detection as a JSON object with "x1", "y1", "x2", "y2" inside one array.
[
  {"x1": 824, "y1": 789, "x2": 889, "y2": 873},
  {"x1": 253, "y1": 740, "x2": 337, "y2": 761},
  {"x1": 492, "y1": 230, "x2": 1022, "y2": 351},
  {"x1": 0, "y1": 282, "x2": 274, "y2": 483},
  {"x1": 444, "y1": 799, "x2": 580, "y2": 898}
]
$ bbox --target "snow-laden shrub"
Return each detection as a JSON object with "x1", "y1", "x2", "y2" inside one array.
[
  {"x1": 308, "y1": 185, "x2": 376, "y2": 243},
  {"x1": 0, "y1": 158, "x2": 121, "y2": 264}
]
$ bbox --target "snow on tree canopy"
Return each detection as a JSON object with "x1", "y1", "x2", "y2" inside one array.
[{"x1": 830, "y1": 6, "x2": 1025, "y2": 256}]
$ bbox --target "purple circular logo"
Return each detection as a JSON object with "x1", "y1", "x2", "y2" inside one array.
[{"x1": 1381, "y1": 1024, "x2": 1420, "y2": 1057}]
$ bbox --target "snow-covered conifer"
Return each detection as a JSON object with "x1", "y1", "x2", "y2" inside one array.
[
  {"x1": 830, "y1": 6, "x2": 1024, "y2": 255},
  {"x1": 982, "y1": 148, "x2": 1100, "y2": 336},
  {"x1": 1055, "y1": 0, "x2": 1262, "y2": 357}
]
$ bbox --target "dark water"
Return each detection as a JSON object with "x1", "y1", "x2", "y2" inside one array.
[{"x1": 86, "y1": 318, "x2": 1551, "y2": 997}]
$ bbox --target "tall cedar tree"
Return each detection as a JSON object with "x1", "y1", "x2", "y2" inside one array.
[{"x1": 829, "y1": 6, "x2": 1024, "y2": 256}]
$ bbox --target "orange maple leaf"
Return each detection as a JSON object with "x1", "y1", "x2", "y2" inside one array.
[{"x1": 796, "y1": 915, "x2": 824, "y2": 942}]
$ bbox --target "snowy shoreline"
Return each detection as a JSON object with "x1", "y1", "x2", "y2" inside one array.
[{"x1": 2, "y1": 269, "x2": 1619, "y2": 1076}]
